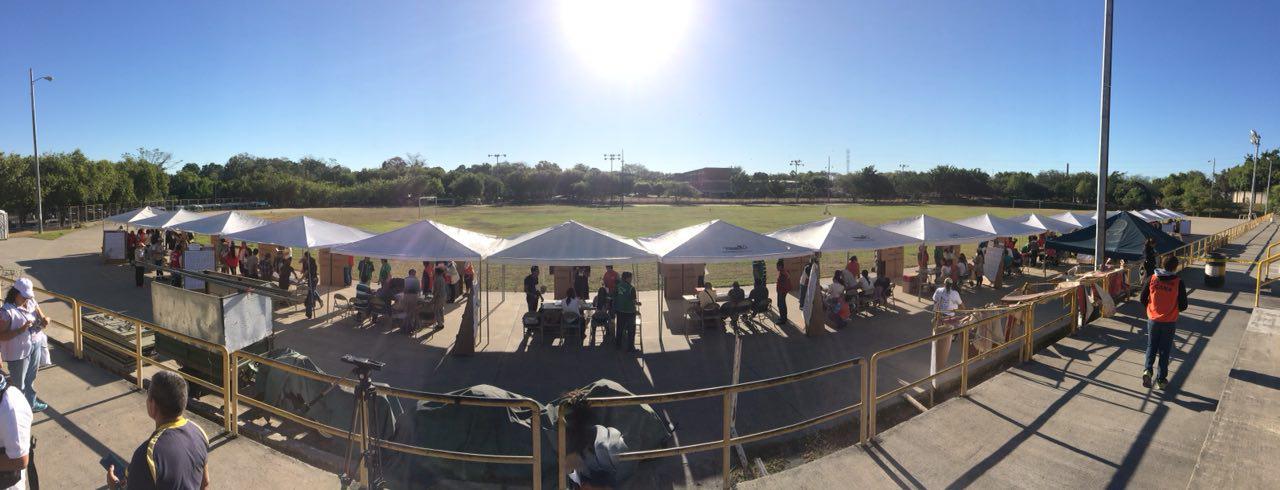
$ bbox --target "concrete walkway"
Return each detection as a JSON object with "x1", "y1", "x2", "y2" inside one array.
[
  {"x1": 743, "y1": 222, "x2": 1280, "y2": 489},
  {"x1": 34, "y1": 346, "x2": 333, "y2": 488}
]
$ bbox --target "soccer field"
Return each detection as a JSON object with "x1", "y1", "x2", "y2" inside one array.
[{"x1": 243, "y1": 203, "x2": 1074, "y2": 289}]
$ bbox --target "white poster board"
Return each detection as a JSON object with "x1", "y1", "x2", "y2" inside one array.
[
  {"x1": 183, "y1": 245, "x2": 215, "y2": 290},
  {"x1": 982, "y1": 246, "x2": 1003, "y2": 285},
  {"x1": 103, "y1": 230, "x2": 127, "y2": 261}
]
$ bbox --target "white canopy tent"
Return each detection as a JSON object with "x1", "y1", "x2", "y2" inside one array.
[
  {"x1": 953, "y1": 213, "x2": 1046, "y2": 237},
  {"x1": 877, "y1": 214, "x2": 996, "y2": 246},
  {"x1": 1010, "y1": 213, "x2": 1079, "y2": 234},
  {"x1": 1146, "y1": 209, "x2": 1180, "y2": 220},
  {"x1": 131, "y1": 209, "x2": 207, "y2": 230},
  {"x1": 332, "y1": 220, "x2": 499, "y2": 261},
  {"x1": 223, "y1": 216, "x2": 372, "y2": 249},
  {"x1": 333, "y1": 220, "x2": 502, "y2": 344},
  {"x1": 1159, "y1": 208, "x2": 1188, "y2": 219},
  {"x1": 1050, "y1": 212, "x2": 1094, "y2": 228},
  {"x1": 105, "y1": 206, "x2": 160, "y2": 225},
  {"x1": 767, "y1": 217, "x2": 920, "y2": 252},
  {"x1": 639, "y1": 219, "x2": 812, "y2": 264},
  {"x1": 1129, "y1": 210, "x2": 1162, "y2": 221},
  {"x1": 487, "y1": 220, "x2": 655, "y2": 266},
  {"x1": 171, "y1": 211, "x2": 270, "y2": 236},
  {"x1": 638, "y1": 219, "x2": 811, "y2": 332}
]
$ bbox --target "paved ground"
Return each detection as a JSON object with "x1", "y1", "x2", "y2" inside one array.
[
  {"x1": 34, "y1": 345, "x2": 333, "y2": 488},
  {"x1": 743, "y1": 220, "x2": 1277, "y2": 489},
  {"x1": 0, "y1": 215, "x2": 1244, "y2": 487}
]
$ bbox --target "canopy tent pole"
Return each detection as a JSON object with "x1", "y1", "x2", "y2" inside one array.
[
  {"x1": 657, "y1": 266, "x2": 664, "y2": 331},
  {"x1": 502, "y1": 264, "x2": 506, "y2": 301}
]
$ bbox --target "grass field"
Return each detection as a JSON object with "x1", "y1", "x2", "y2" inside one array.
[{"x1": 236, "y1": 203, "x2": 1070, "y2": 290}]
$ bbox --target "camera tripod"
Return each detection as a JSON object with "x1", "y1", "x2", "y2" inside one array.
[{"x1": 340, "y1": 365, "x2": 385, "y2": 489}]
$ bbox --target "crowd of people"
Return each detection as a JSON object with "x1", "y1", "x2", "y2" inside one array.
[{"x1": 350, "y1": 257, "x2": 475, "y2": 334}]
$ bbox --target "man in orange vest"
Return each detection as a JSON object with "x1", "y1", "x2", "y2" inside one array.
[{"x1": 1139, "y1": 255, "x2": 1188, "y2": 390}]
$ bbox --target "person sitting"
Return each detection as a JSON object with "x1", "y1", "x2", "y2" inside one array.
[
  {"x1": 354, "y1": 277, "x2": 376, "y2": 323},
  {"x1": 873, "y1": 274, "x2": 892, "y2": 303},
  {"x1": 697, "y1": 282, "x2": 718, "y2": 309},
  {"x1": 591, "y1": 286, "x2": 613, "y2": 334},
  {"x1": 747, "y1": 282, "x2": 770, "y2": 317},
  {"x1": 721, "y1": 282, "x2": 747, "y2": 327},
  {"x1": 563, "y1": 288, "x2": 584, "y2": 333},
  {"x1": 855, "y1": 270, "x2": 874, "y2": 308},
  {"x1": 259, "y1": 251, "x2": 275, "y2": 281},
  {"x1": 938, "y1": 260, "x2": 952, "y2": 285}
]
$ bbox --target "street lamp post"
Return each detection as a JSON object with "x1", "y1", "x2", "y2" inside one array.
[
  {"x1": 488, "y1": 153, "x2": 506, "y2": 165},
  {"x1": 29, "y1": 69, "x2": 53, "y2": 234},
  {"x1": 1250, "y1": 130, "x2": 1262, "y2": 218},
  {"x1": 1093, "y1": 0, "x2": 1114, "y2": 271},
  {"x1": 789, "y1": 159, "x2": 804, "y2": 203}
]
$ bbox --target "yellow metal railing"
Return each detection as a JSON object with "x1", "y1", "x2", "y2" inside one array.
[{"x1": 553, "y1": 357, "x2": 866, "y2": 489}]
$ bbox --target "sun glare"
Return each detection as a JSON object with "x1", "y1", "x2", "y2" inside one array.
[{"x1": 558, "y1": 0, "x2": 695, "y2": 81}]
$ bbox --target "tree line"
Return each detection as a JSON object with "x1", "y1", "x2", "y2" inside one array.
[{"x1": 1, "y1": 147, "x2": 1275, "y2": 222}]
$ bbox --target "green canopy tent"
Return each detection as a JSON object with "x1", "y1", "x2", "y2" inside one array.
[{"x1": 1045, "y1": 212, "x2": 1183, "y2": 261}]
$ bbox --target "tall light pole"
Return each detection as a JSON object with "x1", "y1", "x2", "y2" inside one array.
[
  {"x1": 604, "y1": 153, "x2": 621, "y2": 206},
  {"x1": 487, "y1": 153, "x2": 506, "y2": 165},
  {"x1": 789, "y1": 159, "x2": 804, "y2": 203},
  {"x1": 1250, "y1": 130, "x2": 1262, "y2": 217},
  {"x1": 1093, "y1": 0, "x2": 1114, "y2": 271},
  {"x1": 29, "y1": 69, "x2": 54, "y2": 234}
]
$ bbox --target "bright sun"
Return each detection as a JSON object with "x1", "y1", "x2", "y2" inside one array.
[{"x1": 558, "y1": 0, "x2": 695, "y2": 81}]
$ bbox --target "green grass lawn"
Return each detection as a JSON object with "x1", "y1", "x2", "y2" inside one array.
[
  {"x1": 238, "y1": 203, "x2": 1069, "y2": 291},
  {"x1": 27, "y1": 228, "x2": 78, "y2": 240}
]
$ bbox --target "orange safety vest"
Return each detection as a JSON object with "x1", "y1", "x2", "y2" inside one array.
[{"x1": 1146, "y1": 275, "x2": 1181, "y2": 322}]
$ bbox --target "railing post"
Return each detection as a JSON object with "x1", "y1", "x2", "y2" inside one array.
[
  {"x1": 71, "y1": 298, "x2": 83, "y2": 359},
  {"x1": 867, "y1": 355, "x2": 878, "y2": 440},
  {"x1": 1021, "y1": 306, "x2": 1033, "y2": 362},
  {"x1": 222, "y1": 349, "x2": 234, "y2": 434},
  {"x1": 721, "y1": 392, "x2": 732, "y2": 489},
  {"x1": 858, "y1": 360, "x2": 868, "y2": 445},
  {"x1": 530, "y1": 401, "x2": 542, "y2": 490},
  {"x1": 230, "y1": 351, "x2": 240, "y2": 437},
  {"x1": 556, "y1": 405, "x2": 567, "y2": 490},
  {"x1": 960, "y1": 325, "x2": 970, "y2": 396},
  {"x1": 134, "y1": 320, "x2": 144, "y2": 390}
]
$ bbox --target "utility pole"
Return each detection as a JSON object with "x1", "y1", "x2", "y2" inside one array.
[
  {"x1": 487, "y1": 153, "x2": 506, "y2": 165},
  {"x1": 1210, "y1": 158, "x2": 1216, "y2": 175},
  {"x1": 789, "y1": 159, "x2": 804, "y2": 204},
  {"x1": 826, "y1": 156, "x2": 833, "y2": 203},
  {"x1": 1093, "y1": 0, "x2": 1114, "y2": 271},
  {"x1": 845, "y1": 148, "x2": 850, "y2": 174},
  {"x1": 1066, "y1": 162, "x2": 1070, "y2": 176}
]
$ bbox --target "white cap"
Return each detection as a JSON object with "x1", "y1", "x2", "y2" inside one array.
[{"x1": 14, "y1": 278, "x2": 34, "y2": 299}]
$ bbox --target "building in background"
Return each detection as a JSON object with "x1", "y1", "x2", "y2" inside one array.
[{"x1": 673, "y1": 167, "x2": 735, "y2": 197}]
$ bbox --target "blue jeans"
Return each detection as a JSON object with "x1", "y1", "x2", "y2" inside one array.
[
  {"x1": 7, "y1": 341, "x2": 45, "y2": 406},
  {"x1": 1144, "y1": 320, "x2": 1176, "y2": 379}
]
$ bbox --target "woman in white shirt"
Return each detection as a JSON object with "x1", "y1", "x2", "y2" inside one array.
[
  {"x1": 1, "y1": 279, "x2": 48, "y2": 412},
  {"x1": 563, "y1": 288, "x2": 584, "y2": 330}
]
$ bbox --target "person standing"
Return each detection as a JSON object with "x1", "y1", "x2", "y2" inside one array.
[
  {"x1": 1140, "y1": 256, "x2": 1188, "y2": 390},
  {"x1": 775, "y1": 259, "x2": 791, "y2": 324},
  {"x1": 930, "y1": 279, "x2": 964, "y2": 388},
  {"x1": 106, "y1": 371, "x2": 209, "y2": 489},
  {"x1": 1, "y1": 279, "x2": 49, "y2": 412},
  {"x1": 1141, "y1": 238, "x2": 1158, "y2": 279},
  {"x1": 134, "y1": 245, "x2": 147, "y2": 288},
  {"x1": 524, "y1": 266, "x2": 541, "y2": 314},
  {"x1": 0, "y1": 370, "x2": 33, "y2": 490},
  {"x1": 612, "y1": 272, "x2": 639, "y2": 352},
  {"x1": 243, "y1": 249, "x2": 259, "y2": 280},
  {"x1": 357, "y1": 257, "x2": 375, "y2": 284},
  {"x1": 431, "y1": 265, "x2": 448, "y2": 329},
  {"x1": 378, "y1": 259, "x2": 392, "y2": 286},
  {"x1": 602, "y1": 265, "x2": 619, "y2": 295}
]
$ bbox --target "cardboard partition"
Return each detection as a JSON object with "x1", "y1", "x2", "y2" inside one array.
[{"x1": 661, "y1": 263, "x2": 705, "y2": 298}]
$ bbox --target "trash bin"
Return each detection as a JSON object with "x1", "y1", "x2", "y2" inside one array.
[{"x1": 1204, "y1": 252, "x2": 1226, "y2": 288}]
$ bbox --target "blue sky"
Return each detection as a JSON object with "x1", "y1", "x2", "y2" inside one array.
[{"x1": 2, "y1": 1, "x2": 1276, "y2": 176}]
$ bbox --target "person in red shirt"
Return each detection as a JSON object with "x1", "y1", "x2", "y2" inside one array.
[
  {"x1": 602, "y1": 265, "x2": 619, "y2": 294},
  {"x1": 1139, "y1": 255, "x2": 1188, "y2": 390},
  {"x1": 845, "y1": 256, "x2": 859, "y2": 278},
  {"x1": 775, "y1": 259, "x2": 792, "y2": 324}
]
